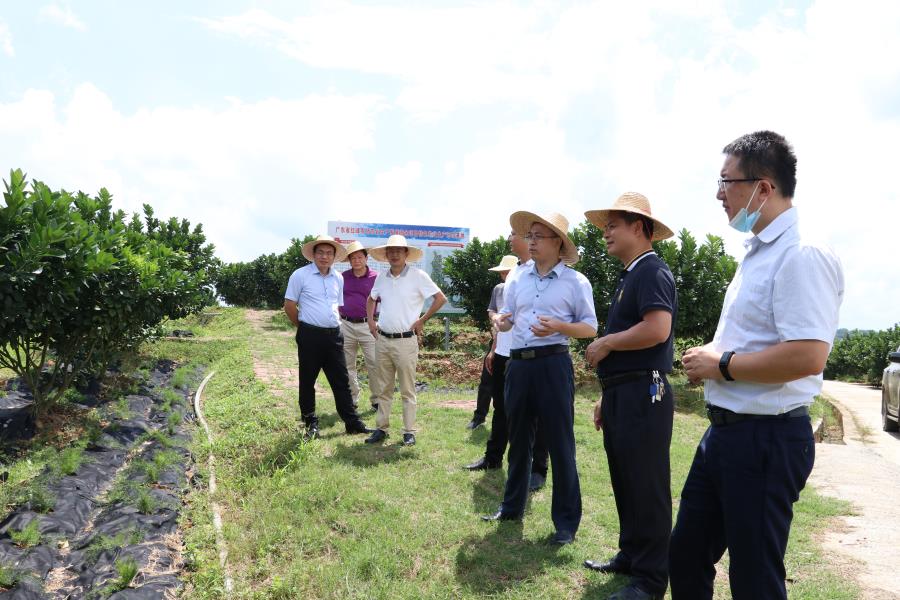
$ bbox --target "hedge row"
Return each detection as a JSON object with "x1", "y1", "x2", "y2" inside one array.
[
  {"x1": 825, "y1": 325, "x2": 900, "y2": 385},
  {"x1": 0, "y1": 169, "x2": 217, "y2": 416}
]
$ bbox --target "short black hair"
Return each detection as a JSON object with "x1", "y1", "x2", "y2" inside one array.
[
  {"x1": 611, "y1": 210, "x2": 654, "y2": 240},
  {"x1": 723, "y1": 130, "x2": 797, "y2": 198},
  {"x1": 313, "y1": 243, "x2": 335, "y2": 255}
]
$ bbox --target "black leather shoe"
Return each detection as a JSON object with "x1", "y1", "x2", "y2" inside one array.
[
  {"x1": 552, "y1": 530, "x2": 575, "y2": 545},
  {"x1": 464, "y1": 457, "x2": 501, "y2": 471},
  {"x1": 584, "y1": 555, "x2": 632, "y2": 574},
  {"x1": 364, "y1": 429, "x2": 387, "y2": 444},
  {"x1": 607, "y1": 584, "x2": 662, "y2": 600},
  {"x1": 346, "y1": 422, "x2": 374, "y2": 435},
  {"x1": 529, "y1": 472, "x2": 546, "y2": 492},
  {"x1": 481, "y1": 510, "x2": 522, "y2": 522},
  {"x1": 402, "y1": 433, "x2": 416, "y2": 446},
  {"x1": 303, "y1": 425, "x2": 319, "y2": 441},
  {"x1": 466, "y1": 416, "x2": 485, "y2": 430}
]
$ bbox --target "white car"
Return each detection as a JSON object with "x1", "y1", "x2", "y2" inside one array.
[{"x1": 882, "y1": 344, "x2": 900, "y2": 432}]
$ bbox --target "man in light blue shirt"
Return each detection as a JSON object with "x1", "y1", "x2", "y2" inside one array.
[
  {"x1": 673, "y1": 131, "x2": 844, "y2": 599},
  {"x1": 284, "y1": 235, "x2": 373, "y2": 441},
  {"x1": 483, "y1": 212, "x2": 597, "y2": 546}
]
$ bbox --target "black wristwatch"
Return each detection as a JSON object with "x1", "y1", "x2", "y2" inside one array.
[{"x1": 719, "y1": 351, "x2": 736, "y2": 381}]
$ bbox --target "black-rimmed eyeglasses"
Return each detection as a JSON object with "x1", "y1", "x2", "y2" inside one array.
[{"x1": 717, "y1": 177, "x2": 762, "y2": 191}]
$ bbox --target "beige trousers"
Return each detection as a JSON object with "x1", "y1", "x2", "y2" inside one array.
[
  {"x1": 373, "y1": 335, "x2": 419, "y2": 434},
  {"x1": 341, "y1": 320, "x2": 379, "y2": 406}
]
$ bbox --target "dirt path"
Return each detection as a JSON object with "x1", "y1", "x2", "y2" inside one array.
[
  {"x1": 244, "y1": 309, "x2": 324, "y2": 401},
  {"x1": 808, "y1": 381, "x2": 900, "y2": 599}
]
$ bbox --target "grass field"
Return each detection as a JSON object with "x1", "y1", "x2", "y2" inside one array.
[{"x1": 146, "y1": 309, "x2": 857, "y2": 598}]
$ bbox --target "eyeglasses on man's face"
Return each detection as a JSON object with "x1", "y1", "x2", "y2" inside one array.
[
  {"x1": 524, "y1": 232, "x2": 559, "y2": 242},
  {"x1": 717, "y1": 177, "x2": 762, "y2": 192}
]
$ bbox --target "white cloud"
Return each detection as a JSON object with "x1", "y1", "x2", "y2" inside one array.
[
  {"x1": 39, "y1": 3, "x2": 87, "y2": 31},
  {"x1": 0, "y1": 19, "x2": 14, "y2": 56},
  {"x1": 0, "y1": 84, "x2": 386, "y2": 263}
]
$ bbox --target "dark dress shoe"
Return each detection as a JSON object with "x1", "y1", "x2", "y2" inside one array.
[
  {"x1": 303, "y1": 425, "x2": 319, "y2": 441},
  {"x1": 481, "y1": 510, "x2": 522, "y2": 522},
  {"x1": 346, "y1": 422, "x2": 374, "y2": 435},
  {"x1": 529, "y1": 472, "x2": 546, "y2": 492},
  {"x1": 466, "y1": 416, "x2": 485, "y2": 430},
  {"x1": 552, "y1": 530, "x2": 575, "y2": 545},
  {"x1": 607, "y1": 584, "x2": 662, "y2": 600},
  {"x1": 464, "y1": 457, "x2": 501, "y2": 471},
  {"x1": 402, "y1": 433, "x2": 416, "y2": 446},
  {"x1": 364, "y1": 429, "x2": 387, "y2": 444},
  {"x1": 584, "y1": 555, "x2": 632, "y2": 574}
]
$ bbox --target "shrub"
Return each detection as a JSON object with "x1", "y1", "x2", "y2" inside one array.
[{"x1": 825, "y1": 325, "x2": 900, "y2": 385}]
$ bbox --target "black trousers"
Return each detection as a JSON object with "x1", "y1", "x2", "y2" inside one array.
[
  {"x1": 601, "y1": 374, "x2": 674, "y2": 596},
  {"x1": 669, "y1": 415, "x2": 815, "y2": 600},
  {"x1": 484, "y1": 354, "x2": 549, "y2": 476},
  {"x1": 296, "y1": 322, "x2": 362, "y2": 428},
  {"x1": 501, "y1": 352, "x2": 580, "y2": 534},
  {"x1": 473, "y1": 351, "x2": 493, "y2": 419}
]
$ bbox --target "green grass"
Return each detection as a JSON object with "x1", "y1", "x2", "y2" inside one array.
[
  {"x1": 109, "y1": 557, "x2": 139, "y2": 592},
  {"x1": 171, "y1": 308, "x2": 857, "y2": 599},
  {"x1": 0, "y1": 563, "x2": 21, "y2": 588},
  {"x1": 84, "y1": 530, "x2": 143, "y2": 564},
  {"x1": 9, "y1": 519, "x2": 41, "y2": 547},
  {"x1": 53, "y1": 446, "x2": 87, "y2": 477}
]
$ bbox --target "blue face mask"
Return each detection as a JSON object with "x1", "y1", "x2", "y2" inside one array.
[{"x1": 728, "y1": 181, "x2": 766, "y2": 233}]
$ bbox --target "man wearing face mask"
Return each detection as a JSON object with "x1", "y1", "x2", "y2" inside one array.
[{"x1": 671, "y1": 131, "x2": 844, "y2": 600}]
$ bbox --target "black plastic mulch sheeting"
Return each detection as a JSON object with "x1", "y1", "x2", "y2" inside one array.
[
  {"x1": 0, "y1": 388, "x2": 34, "y2": 444},
  {"x1": 0, "y1": 362, "x2": 200, "y2": 599}
]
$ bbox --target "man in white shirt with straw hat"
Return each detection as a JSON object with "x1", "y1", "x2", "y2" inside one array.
[
  {"x1": 339, "y1": 240, "x2": 380, "y2": 411},
  {"x1": 484, "y1": 212, "x2": 597, "y2": 546},
  {"x1": 364, "y1": 234, "x2": 447, "y2": 447},
  {"x1": 582, "y1": 192, "x2": 678, "y2": 600},
  {"x1": 283, "y1": 235, "x2": 374, "y2": 441}
]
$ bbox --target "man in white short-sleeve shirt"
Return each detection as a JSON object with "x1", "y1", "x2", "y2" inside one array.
[
  {"x1": 672, "y1": 131, "x2": 844, "y2": 600},
  {"x1": 364, "y1": 235, "x2": 446, "y2": 446},
  {"x1": 283, "y1": 235, "x2": 373, "y2": 441}
]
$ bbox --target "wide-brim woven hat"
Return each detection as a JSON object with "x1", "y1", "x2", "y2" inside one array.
[
  {"x1": 584, "y1": 192, "x2": 674, "y2": 241},
  {"x1": 488, "y1": 255, "x2": 518, "y2": 272},
  {"x1": 301, "y1": 235, "x2": 348, "y2": 262},
  {"x1": 369, "y1": 234, "x2": 424, "y2": 262},
  {"x1": 509, "y1": 211, "x2": 580, "y2": 265},
  {"x1": 343, "y1": 240, "x2": 368, "y2": 260}
]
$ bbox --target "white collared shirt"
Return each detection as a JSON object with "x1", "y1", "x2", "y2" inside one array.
[
  {"x1": 492, "y1": 261, "x2": 532, "y2": 357},
  {"x1": 370, "y1": 264, "x2": 441, "y2": 334},
  {"x1": 501, "y1": 260, "x2": 597, "y2": 349},
  {"x1": 705, "y1": 207, "x2": 844, "y2": 414},
  {"x1": 284, "y1": 263, "x2": 344, "y2": 328}
]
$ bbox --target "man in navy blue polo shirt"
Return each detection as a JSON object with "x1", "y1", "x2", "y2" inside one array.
[
  {"x1": 582, "y1": 193, "x2": 677, "y2": 600},
  {"x1": 483, "y1": 211, "x2": 597, "y2": 546}
]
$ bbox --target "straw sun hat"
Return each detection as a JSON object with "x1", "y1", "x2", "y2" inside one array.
[
  {"x1": 301, "y1": 235, "x2": 348, "y2": 262},
  {"x1": 369, "y1": 234, "x2": 424, "y2": 263},
  {"x1": 489, "y1": 255, "x2": 519, "y2": 272},
  {"x1": 343, "y1": 240, "x2": 368, "y2": 258},
  {"x1": 584, "y1": 192, "x2": 674, "y2": 241},
  {"x1": 509, "y1": 211, "x2": 580, "y2": 265}
]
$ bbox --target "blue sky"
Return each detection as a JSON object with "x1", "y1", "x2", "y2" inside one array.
[{"x1": 1, "y1": 1, "x2": 898, "y2": 330}]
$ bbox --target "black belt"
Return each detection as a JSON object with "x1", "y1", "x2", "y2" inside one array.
[
  {"x1": 298, "y1": 321, "x2": 340, "y2": 333},
  {"x1": 341, "y1": 316, "x2": 368, "y2": 324},
  {"x1": 598, "y1": 370, "x2": 652, "y2": 391},
  {"x1": 509, "y1": 344, "x2": 568, "y2": 360},
  {"x1": 706, "y1": 404, "x2": 809, "y2": 426},
  {"x1": 378, "y1": 329, "x2": 415, "y2": 339}
]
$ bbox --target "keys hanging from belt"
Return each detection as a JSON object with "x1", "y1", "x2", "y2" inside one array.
[{"x1": 649, "y1": 370, "x2": 663, "y2": 403}]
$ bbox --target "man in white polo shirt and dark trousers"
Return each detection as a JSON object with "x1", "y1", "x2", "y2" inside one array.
[
  {"x1": 283, "y1": 235, "x2": 374, "y2": 441},
  {"x1": 672, "y1": 131, "x2": 844, "y2": 600},
  {"x1": 364, "y1": 235, "x2": 447, "y2": 447},
  {"x1": 484, "y1": 212, "x2": 597, "y2": 546}
]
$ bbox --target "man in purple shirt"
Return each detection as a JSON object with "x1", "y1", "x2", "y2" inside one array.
[{"x1": 340, "y1": 241, "x2": 380, "y2": 411}]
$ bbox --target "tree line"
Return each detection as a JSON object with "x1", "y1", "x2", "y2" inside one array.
[
  {"x1": 1, "y1": 169, "x2": 217, "y2": 416},
  {"x1": 215, "y1": 224, "x2": 739, "y2": 344}
]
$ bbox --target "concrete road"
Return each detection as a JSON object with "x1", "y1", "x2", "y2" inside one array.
[{"x1": 807, "y1": 380, "x2": 900, "y2": 599}]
